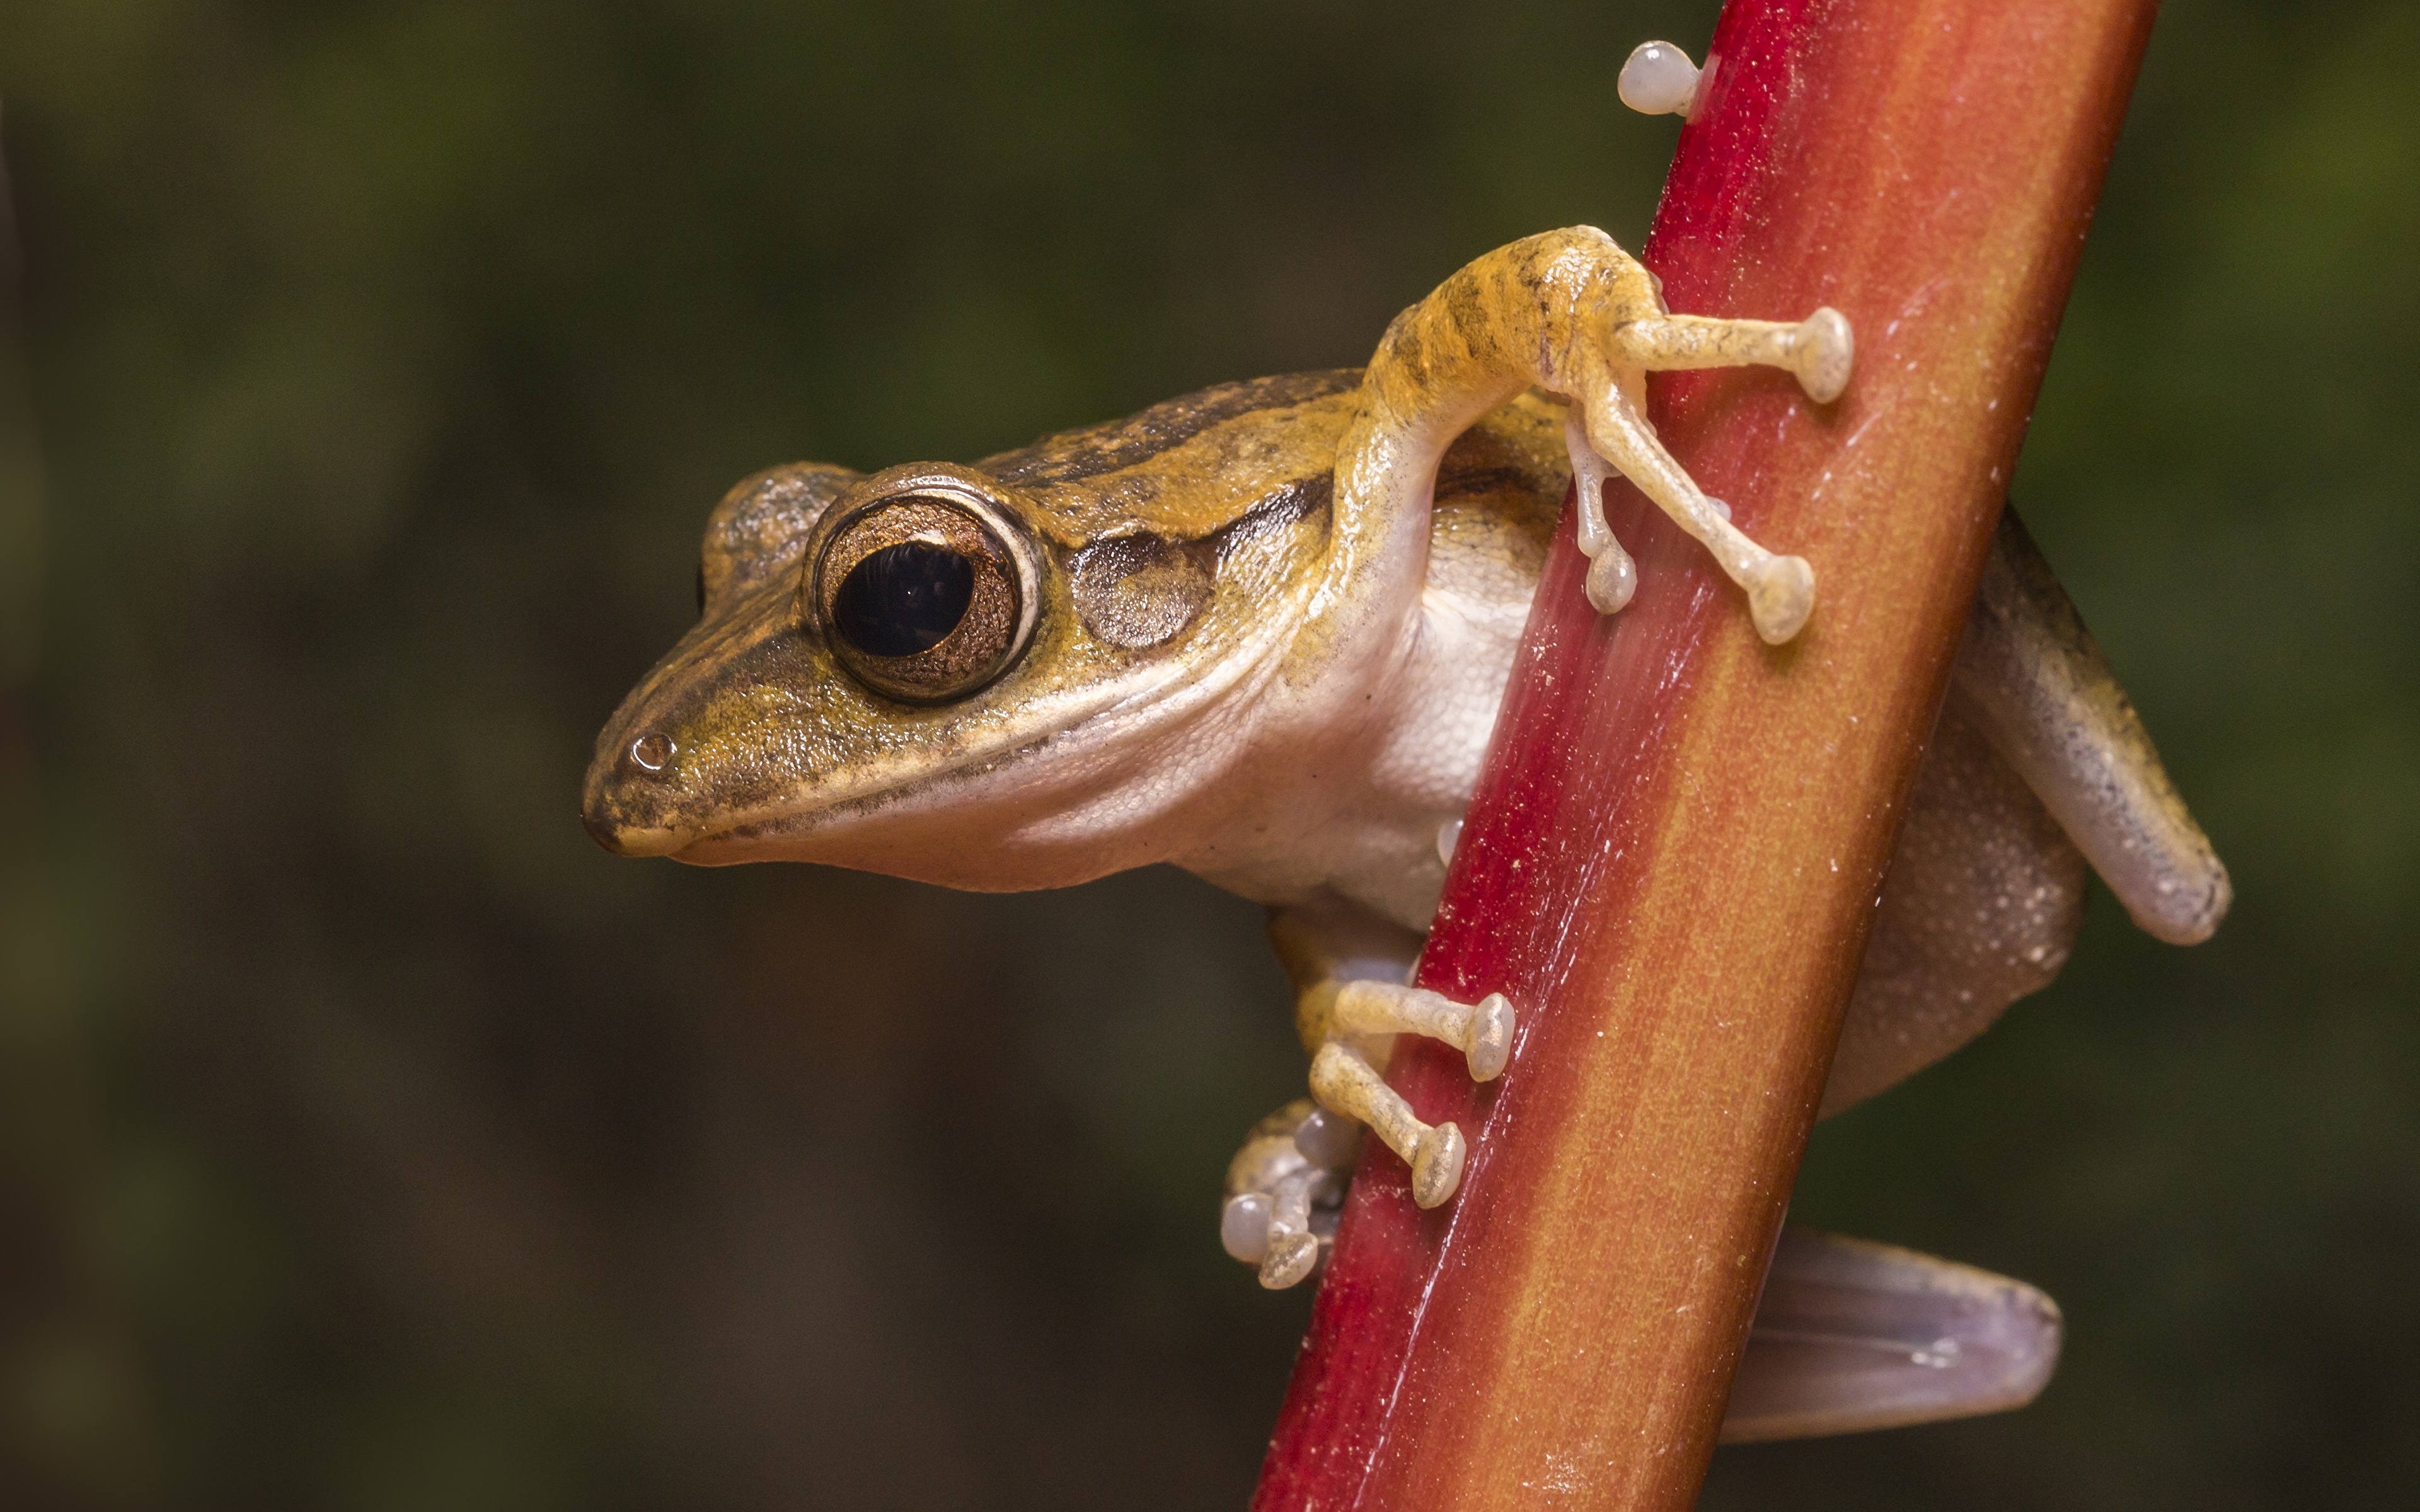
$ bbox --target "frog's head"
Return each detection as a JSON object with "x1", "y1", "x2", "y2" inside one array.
[{"x1": 581, "y1": 375, "x2": 1357, "y2": 890}]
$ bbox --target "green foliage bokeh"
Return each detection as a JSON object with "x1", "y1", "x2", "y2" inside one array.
[{"x1": 1, "y1": 1, "x2": 2413, "y2": 1507}]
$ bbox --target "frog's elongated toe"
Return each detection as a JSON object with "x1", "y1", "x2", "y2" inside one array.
[{"x1": 1326, "y1": 980, "x2": 1519, "y2": 1082}]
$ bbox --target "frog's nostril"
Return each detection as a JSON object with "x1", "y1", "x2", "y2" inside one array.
[
  {"x1": 628, "y1": 731, "x2": 677, "y2": 776},
  {"x1": 583, "y1": 731, "x2": 689, "y2": 856}
]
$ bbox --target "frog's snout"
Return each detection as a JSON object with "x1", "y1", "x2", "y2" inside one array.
[{"x1": 581, "y1": 730, "x2": 694, "y2": 857}]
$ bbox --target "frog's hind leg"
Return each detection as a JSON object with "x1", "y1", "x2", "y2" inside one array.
[
  {"x1": 1722, "y1": 1228, "x2": 2063, "y2": 1441},
  {"x1": 1955, "y1": 507, "x2": 2230, "y2": 946},
  {"x1": 1817, "y1": 505, "x2": 2230, "y2": 1116},
  {"x1": 1821, "y1": 690, "x2": 2087, "y2": 1115}
]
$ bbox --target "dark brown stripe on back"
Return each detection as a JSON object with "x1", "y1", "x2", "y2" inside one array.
[{"x1": 979, "y1": 369, "x2": 1364, "y2": 486}]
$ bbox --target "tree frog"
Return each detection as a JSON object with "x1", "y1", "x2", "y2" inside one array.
[{"x1": 584, "y1": 226, "x2": 2227, "y2": 1439}]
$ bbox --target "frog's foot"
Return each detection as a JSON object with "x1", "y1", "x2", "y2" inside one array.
[
  {"x1": 1222, "y1": 983, "x2": 1516, "y2": 1288},
  {"x1": 1221, "y1": 1100, "x2": 1357, "y2": 1290},
  {"x1": 1306, "y1": 981, "x2": 1513, "y2": 1208},
  {"x1": 1723, "y1": 1228, "x2": 2063, "y2": 1441},
  {"x1": 1567, "y1": 306, "x2": 1851, "y2": 643}
]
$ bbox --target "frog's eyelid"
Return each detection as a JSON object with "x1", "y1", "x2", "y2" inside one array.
[{"x1": 699, "y1": 462, "x2": 863, "y2": 602}]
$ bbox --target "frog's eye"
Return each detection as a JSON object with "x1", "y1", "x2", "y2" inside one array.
[{"x1": 811, "y1": 489, "x2": 1036, "y2": 702}]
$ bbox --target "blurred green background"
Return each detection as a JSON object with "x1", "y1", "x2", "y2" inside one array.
[{"x1": 1, "y1": 0, "x2": 2412, "y2": 1507}]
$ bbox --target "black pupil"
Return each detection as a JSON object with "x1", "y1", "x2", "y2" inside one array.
[{"x1": 833, "y1": 541, "x2": 977, "y2": 657}]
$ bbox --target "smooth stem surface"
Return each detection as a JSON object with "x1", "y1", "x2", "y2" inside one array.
[{"x1": 1253, "y1": 1, "x2": 2158, "y2": 1507}]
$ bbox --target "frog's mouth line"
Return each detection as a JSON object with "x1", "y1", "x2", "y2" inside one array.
[
  {"x1": 648, "y1": 600, "x2": 1317, "y2": 873},
  {"x1": 664, "y1": 697, "x2": 1132, "y2": 864}
]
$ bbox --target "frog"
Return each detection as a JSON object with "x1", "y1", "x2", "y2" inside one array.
[{"x1": 582, "y1": 225, "x2": 2228, "y2": 1440}]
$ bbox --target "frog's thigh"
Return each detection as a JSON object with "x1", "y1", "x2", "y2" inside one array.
[{"x1": 1821, "y1": 699, "x2": 2086, "y2": 1118}]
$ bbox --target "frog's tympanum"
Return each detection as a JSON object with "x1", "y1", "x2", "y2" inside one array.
[{"x1": 585, "y1": 226, "x2": 2227, "y2": 1441}]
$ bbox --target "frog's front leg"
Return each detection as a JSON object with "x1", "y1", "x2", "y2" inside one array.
[
  {"x1": 1338, "y1": 226, "x2": 1849, "y2": 648},
  {"x1": 1306, "y1": 977, "x2": 1514, "y2": 1203},
  {"x1": 1220, "y1": 902, "x2": 1511, "y2": 1289}
]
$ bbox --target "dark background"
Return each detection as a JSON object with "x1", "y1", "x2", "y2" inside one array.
[{"x1": 1, "y1": 0, "x2": 2412, "y2": 1507}]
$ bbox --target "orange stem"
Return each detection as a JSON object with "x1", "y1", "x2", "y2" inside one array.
[{"x1": 1254, "y1": 1, "x2": 2158, "y2": 1506}]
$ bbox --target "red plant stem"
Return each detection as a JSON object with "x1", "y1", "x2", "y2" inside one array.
[{"x1": 1252, "y1": 1, "x2": 2158, "y2": 1507}]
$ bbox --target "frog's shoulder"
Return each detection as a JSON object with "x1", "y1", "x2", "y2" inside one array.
[{"x1": 983, "y1": 369, "x2": 1363, "y2": 490}]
